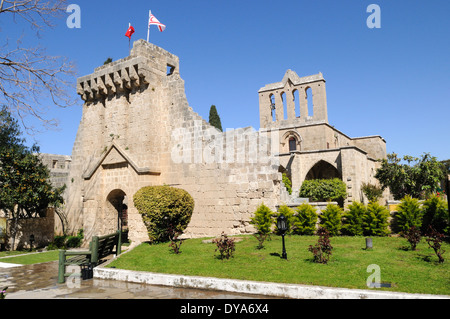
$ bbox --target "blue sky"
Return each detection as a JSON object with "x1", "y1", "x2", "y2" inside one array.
[{"x1": 3, "y1": 0, "x2": 450, "y2": 161}]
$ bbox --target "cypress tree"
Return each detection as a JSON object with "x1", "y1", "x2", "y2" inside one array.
[{"x1": 208, "y1": 105, "x2": 223, "y2": 132}]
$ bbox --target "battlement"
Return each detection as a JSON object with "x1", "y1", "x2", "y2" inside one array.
[{"x1": 76, "y1": 40, "x2": 180, "y2": 103}]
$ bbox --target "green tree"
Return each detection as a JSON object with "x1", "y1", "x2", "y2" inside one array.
[
  {"x1": 250, "y1": 203, "x2": 273, "y2": 249},
  {"x1": 362, "y1": 202, "x2": 390, "y2": 236},
  {"x1": 319, "y1": 203, "x2": 343, "y2": 236},
  {"x1": 208, "y1": 105, "x2": 223, "y2": 132},
  {"x1": 0, "y1": 107, "x2": 65, "y2": 249},
  {"x1": 342, "y1": 201, "x2": 366, "y2": 236},
  {"x1": 394, "y1": 196, "x2": 423, "y2": 234},
  {"x1": 421, "y1": 195, "x2": 449, "y2": 235},
  {"x1": 292, "y1": 203, "x2": 318, "y2": 235},
  {"x1": 375, "y1": 153, "x2": 445, "y2": 200}
]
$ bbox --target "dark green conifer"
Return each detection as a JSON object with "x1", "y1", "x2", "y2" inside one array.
[{"x1": 208, "y1": 105, "x2": 223, "y2": 132}]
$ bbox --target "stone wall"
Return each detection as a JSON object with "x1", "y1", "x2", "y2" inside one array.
[{"x1": 4, "y1": 208, "x2": 55, "y2": 250}]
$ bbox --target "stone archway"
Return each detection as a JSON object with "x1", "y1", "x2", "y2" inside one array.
[{"x1": 105, "y1": 189, "x2": 128, "y2": 235}]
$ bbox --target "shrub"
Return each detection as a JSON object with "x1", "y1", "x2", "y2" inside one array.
[
  {"x1": 403, "y1": 226, "x2": 422, "y2": 251},
  {"x1": 342, "y1": 202, "x2": 366, "y2": 236},
  {"x1": 292, "y1": 203, "x2": 318, "y2": 235},
  {"x1": 66, "y1": 229, "x2": 84, "y2": 248},
  {"x1": 319, "y1": 203, "x2": 343, "y2": 236},
  {"x1": 363, "y1": 202, "x2": 390, "y2": 236},
  {"x1": 213, "y1": 232, "x2": 235, "y2": 260},
  {"x1": 299, "y1": 178, "x2": 347, "y2": 204},
  {"x1": 0, "y1": 287, "x2": 7, "y2": 300},
  {"x1": 133, "y1": 185, "x2": 194, "y2": 243},
  {"x1": 48, "y1": 235, "x2": 67, "y2": 250},
  {"x1": 361, "y1": 182, "x2": 383, "y2": 202},
  {"x1": 167, "y1": 224, "x2": 183, "y2": 254},
  {"x1": 425, "y1": 226, "x2": 445, "y2": 263},
  {"x1": 421, "y1": 195, "x2": 449, "y2": 235},
  {"x1": 394, "y1": 196, "x2": 423, "y2": 233},
  {"x1": 308, "y1": 227, "x2": 333, "y2": 264},
  {"x1": 48, "y1": 229, "x2": 83, "y2": 250},
  {"x1": 250, "y1": 203, "x2": 274, "y2": 249},
  {"x1": 282, "y1": 173, "x2": 292, "y2": 195}
]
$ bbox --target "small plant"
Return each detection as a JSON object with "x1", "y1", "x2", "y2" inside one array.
[
  {"x1": 402, "y1": 226, "x2": 422, "y2": 251},
  {"x1": 167, "y1": 224, "x2": 183, "y2": 254},
  {"x1": 250, "y1": 203, "x2": 273, "y2": 249},
  {"x1": 361, "y1": 182, "x2": 383, "y2": 202},
  {"x1": 292, "y1": 203, "x2": 318, "y2": 235},
  {"x1": 212, "y1": 232, "x2": 235, "y2": 260},
  {"x1": 319, "y1": 203, "x2": 343, "y2": 236},
  {"x1": 308, "y1": 227, "x2": 333, "y2": 264},
  {"x1": 0, "y1": 287, "x2": 7, "y2": 299},
  {"x1": 425, "y1": 226, "x2": 445, "y2": 263}
]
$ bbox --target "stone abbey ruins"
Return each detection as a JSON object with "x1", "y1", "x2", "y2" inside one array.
[{"x1": 61, "y1": 40, "x2": 387, "y2": 243}]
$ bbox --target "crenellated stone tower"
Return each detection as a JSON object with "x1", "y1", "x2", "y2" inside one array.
[{"x1": 63, "y1": 40, "x2": 281, "y2": 244}]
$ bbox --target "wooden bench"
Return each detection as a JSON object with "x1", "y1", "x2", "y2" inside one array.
[{"x1": 58, "y1": 231, "x2": 122, "y2": 284}]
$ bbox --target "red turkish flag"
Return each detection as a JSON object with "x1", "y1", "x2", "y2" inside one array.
[{"x1": 125, "y1": 25, "x2": 135, "y2": 39}]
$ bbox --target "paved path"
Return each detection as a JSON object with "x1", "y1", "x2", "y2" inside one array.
[{"x1": 0, "y1": 261, "x2": 275, "y2": 299}]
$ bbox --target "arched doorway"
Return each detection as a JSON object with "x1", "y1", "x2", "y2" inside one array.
[
  {"x1": 105, "y1": 189, "x2": 128, "y2": 234},
  {"x1": 305, "y1": 160, "x2": 341, "y2": 180}
]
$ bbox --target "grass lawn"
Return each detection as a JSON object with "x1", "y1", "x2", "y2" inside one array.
[
  {"x1": 0, "y1": 250, "x2": 60, "y2": 264},
  {"x1": 107, "y1": 235, "x2": 450, "y2": 296}
]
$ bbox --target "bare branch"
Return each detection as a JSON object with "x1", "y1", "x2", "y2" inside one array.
[
  {"x1": 0, "y1": 0, "x2": 68, "y2": 30},
  {"x1": 0, "y1": 1, "x2": 77, "y2": 132},
  {"x1": 0, "y1": 40, "x2": 77, "y2": 131}
]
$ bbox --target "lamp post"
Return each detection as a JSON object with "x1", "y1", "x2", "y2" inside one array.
[
  {"x1": 277, "y1": 214, "x2": 288, "y2": 259},
  {"x1": 29, "y1": 234, "x2": 35, "y2": 252}
]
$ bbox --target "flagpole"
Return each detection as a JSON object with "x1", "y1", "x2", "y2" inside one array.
[
  {"x1": 128, "y1": 23, "x2": 131, "y2": 51},
  {"x1": 147, "y1": 10, "x2": 151, "y2": 43}
]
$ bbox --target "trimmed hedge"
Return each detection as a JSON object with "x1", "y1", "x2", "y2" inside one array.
[
  {"x1": 133, "y1": 185, "x2": 194, "y2": 243},
  {"x1": 299, "y1": 178, "x2": 347, "y2": 203}
]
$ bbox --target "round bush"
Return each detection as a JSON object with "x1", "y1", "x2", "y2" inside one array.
[{"x1": 133, "y1": 185, "x2": 194, "y2": 243}]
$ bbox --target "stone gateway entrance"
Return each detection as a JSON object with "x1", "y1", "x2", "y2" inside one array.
[{"x1": 105, "y1": 189, "x2": 127, "y2": 234}]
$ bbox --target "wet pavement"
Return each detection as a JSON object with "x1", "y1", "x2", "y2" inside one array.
[{"x1": 0, "y1": 261, "x2": 277, "y2": 299}]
